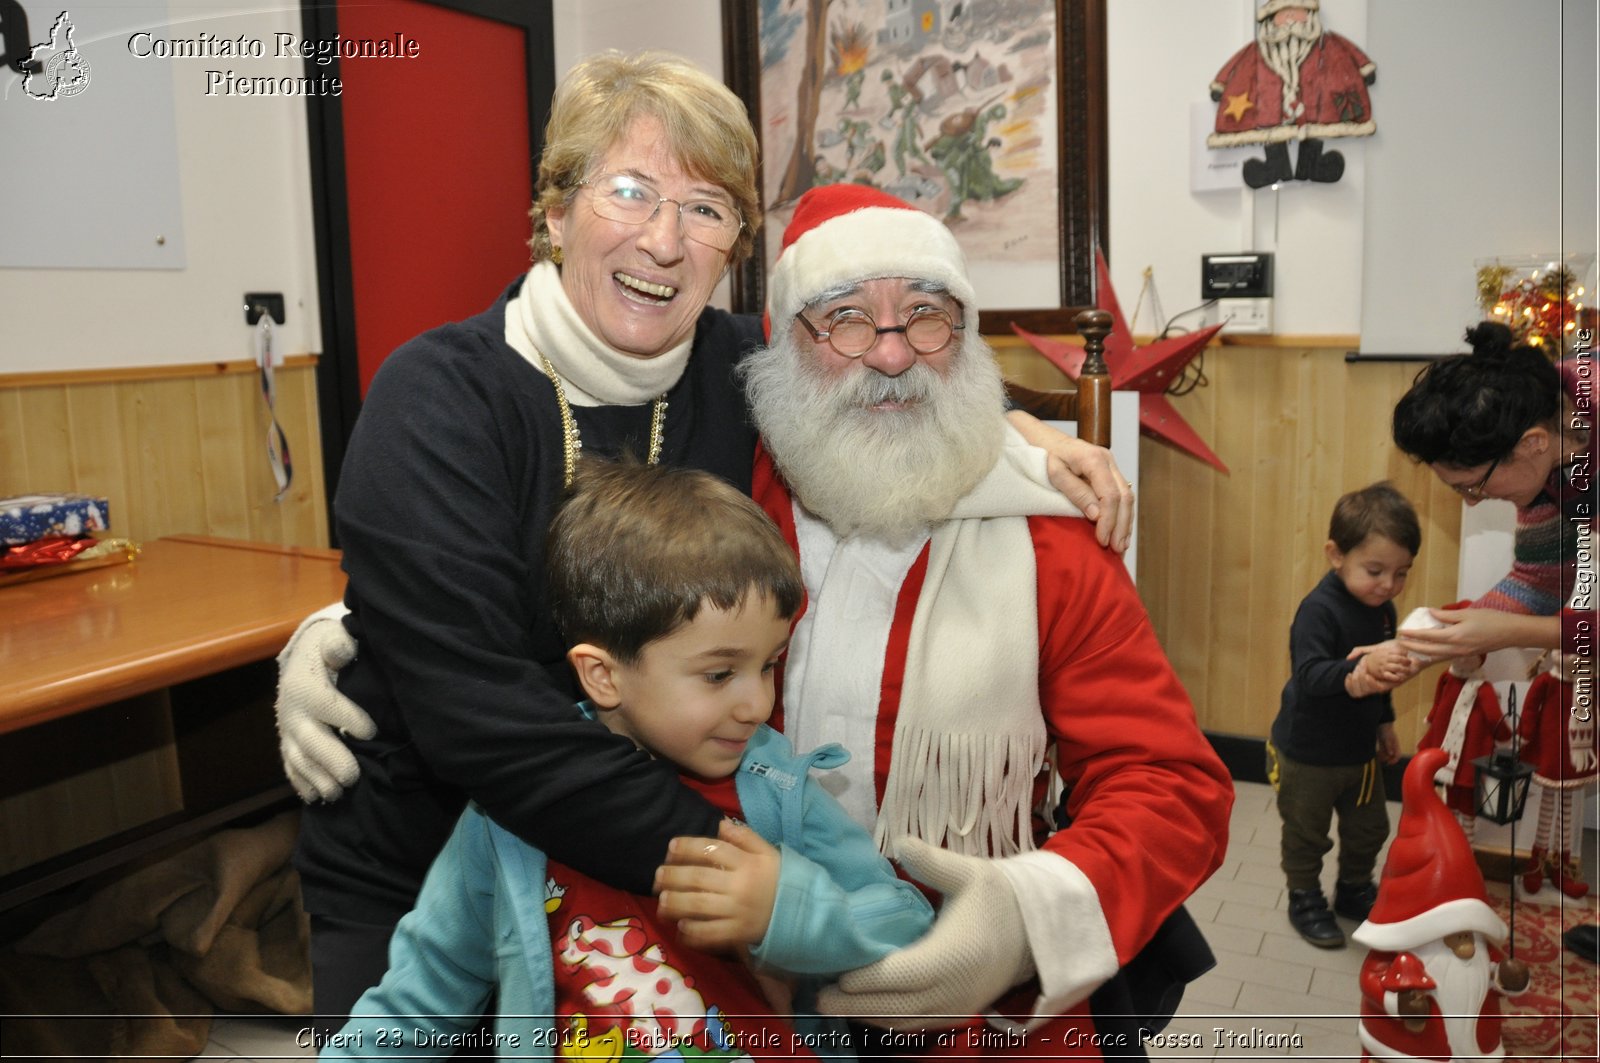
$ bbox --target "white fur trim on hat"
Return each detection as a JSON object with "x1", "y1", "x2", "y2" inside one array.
[
  {"x1": 767, "y1": 205, "x2": 978, "y2": 327},
  {"x1": 1351, "y1": 897, "x2": 1507, "y2": 953}
]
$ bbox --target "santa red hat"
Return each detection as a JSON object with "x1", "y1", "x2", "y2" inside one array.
[
  {"x1": 766, "y1": 184, "x2": 977, "y2": 335},
  {"x1": 1351, "y1": 748, "x2": 1507, "y2": 952}
]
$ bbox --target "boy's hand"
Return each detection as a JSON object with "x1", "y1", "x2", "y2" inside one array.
[
  {"x1": 655, "y1": 819, "x2": 779, "y2": 953},
  {"x1": 1346, "y1": 654, "x2": 1398, "y2": 697},
  {"x1": 1376, "y1": 722, "x2": 1401, "y2": 765},
  {"x1": 1347, "y1": 639, "x2": 1417, "y2": 684}
]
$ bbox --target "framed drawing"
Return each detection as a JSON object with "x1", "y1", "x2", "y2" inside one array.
[{"x1": 721, "y1": 0, "x2": 1107, "y2": 335}]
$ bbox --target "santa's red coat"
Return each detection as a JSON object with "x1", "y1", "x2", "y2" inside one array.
[
  {"x1": 753, "y1": 447, "x2": 1232, "y2": 1052},
  {"x1": 1209, "y1": 32, "x2": 1376, "y2": 146}
]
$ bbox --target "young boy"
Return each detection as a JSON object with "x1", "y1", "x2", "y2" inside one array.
[
  {"x1": 1268, "y1": 482, "x2": 1420, "y2": 950},
  {"x1": 324, "y1": 460, "x2": 932, "y2": 1059}
]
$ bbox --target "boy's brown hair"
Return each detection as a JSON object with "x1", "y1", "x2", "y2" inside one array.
[
  {"x1": 547, "y1": 458, "x2": 802, "y2": 662},
  {"x1": 1328, "y1": 481, "x2": 1421, "y2": 556}
]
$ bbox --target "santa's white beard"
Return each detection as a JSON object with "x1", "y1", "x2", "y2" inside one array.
[
  {"x1": 1414, "y1": 936, "x2": 1492, "y2": 1057},
  {"x1": 1257, "y1": 13, "x2": 1322, "y2": 118},
  {"x1": 740, "y1": 330, "x2": 1005, "y2": 544}
]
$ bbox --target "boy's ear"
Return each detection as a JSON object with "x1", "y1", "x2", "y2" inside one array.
[
  {"x1": 1324, "y1": 540, "x2": 1342, "y2": 567},
  {"x1": 567, "y1": 644, "x2": 623, "y2": 708}
]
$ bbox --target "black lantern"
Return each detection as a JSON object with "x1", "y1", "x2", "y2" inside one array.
[{"x1": 1471, "y1": 749, "x2": 1534, "y2": 825}]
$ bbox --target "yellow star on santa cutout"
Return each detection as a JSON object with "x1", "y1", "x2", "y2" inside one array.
[{"x1": 1223, "y1": 92, "x2": 1254, "y2": 121}]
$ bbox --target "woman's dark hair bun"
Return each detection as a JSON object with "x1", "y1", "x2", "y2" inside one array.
[{"x1": 1464, "y1": 320, "x2": 1516, "y2": 359}]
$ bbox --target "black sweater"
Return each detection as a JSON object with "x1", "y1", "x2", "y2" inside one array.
[
  {"x1": 296, "y1": 278, "x2": 764, "y2": 921},
  {"x1": 1270, "y1": 570, "x2": 1397, "y2": 767}
]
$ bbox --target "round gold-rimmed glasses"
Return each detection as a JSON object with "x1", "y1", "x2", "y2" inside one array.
[{"x1": 794, "y1": 306, "x2": 964, "y2": 358}]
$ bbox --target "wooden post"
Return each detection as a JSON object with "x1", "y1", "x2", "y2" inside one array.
[{"x1": 1073, "y1": 308, "x2": 1113, "y2": 448}]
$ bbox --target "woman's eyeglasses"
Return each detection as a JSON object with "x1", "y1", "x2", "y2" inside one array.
[
  {"x1": 579, "y1": 172, "x2": 742, "y2": 251},
  {"x1": 794, "y1": 306, "x2": 964, "y2": 358},
  {"x1": 1449, "y1": 455, "x2": 1502, "y2": 499}
]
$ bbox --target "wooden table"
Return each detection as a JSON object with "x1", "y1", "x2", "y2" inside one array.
[{"x1": 0, "y1": 535, "x2": 346, "y2": 910}]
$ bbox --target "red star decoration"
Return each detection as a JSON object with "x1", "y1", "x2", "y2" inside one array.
[{"x1": 1011, "y1": 250, "x2": 1229, "y2": 473}]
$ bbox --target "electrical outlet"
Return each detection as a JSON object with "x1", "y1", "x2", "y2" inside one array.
[{"x1": 1215, "y1": 297, "x2": 1273, "y2": 334}]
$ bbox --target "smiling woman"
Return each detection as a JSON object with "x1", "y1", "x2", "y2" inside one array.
[{"x1": 285, "y1": 50, "x2": 772, "y2": 1028}]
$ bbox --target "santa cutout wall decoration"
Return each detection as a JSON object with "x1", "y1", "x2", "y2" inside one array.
[
  {"x1": 1208, "y1": 0, "x2": 1376, "y2": 188},
  {"x1": 1352, "y1": 748, "x2": 1529, "y2": 1062}
]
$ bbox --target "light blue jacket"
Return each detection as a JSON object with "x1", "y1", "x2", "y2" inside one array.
[{"x1": 326, "y1": 723, "x2": 932, "y2": 1059}]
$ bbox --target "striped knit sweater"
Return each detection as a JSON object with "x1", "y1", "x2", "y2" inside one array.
[{"x1": 1474, "y1": 494, "x2": 1575, "y2": 616}]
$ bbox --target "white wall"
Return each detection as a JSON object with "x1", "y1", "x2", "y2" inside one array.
[
  {"x1": 0, "y1": 1, "x2": 322, "y2": 373},
  {"x1": 1361, "y1": 0, "x2": 1597, "y2": 354},
  {"x1": 551, "y1": 0, "x2": 723, "y2": 78}
]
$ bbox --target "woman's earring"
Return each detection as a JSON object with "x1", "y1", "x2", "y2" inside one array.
[{"x1": 551, "y1": 245, "x2": 564, "y2": 266}]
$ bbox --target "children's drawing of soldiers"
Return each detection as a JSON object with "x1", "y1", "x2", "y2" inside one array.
[{"x1": 926, "y1": 102, "x2": 1022, "y2": 222}]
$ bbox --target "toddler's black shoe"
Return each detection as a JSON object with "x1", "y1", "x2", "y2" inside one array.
[
  {"x1": 1334, "y1": 879, "x2": 1379, "y2": 922},
  {"x1": 1288, "y1": 888, "x2": 1345, "y2": 948}
]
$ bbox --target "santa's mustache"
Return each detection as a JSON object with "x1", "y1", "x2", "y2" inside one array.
[{"x1": 836, "y1": 363, "x2": 940, "y2": 409}]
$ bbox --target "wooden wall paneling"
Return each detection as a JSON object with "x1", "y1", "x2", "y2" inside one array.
[
  {"x1": 0, "y1": 364, "x2": 327, "y2": 550},
  {"x1": 195, "y1": 374, "x2": 256, "y2": 543},
  {"x1": 1242, "y1": 350, "x2": 1299, "y2": 736},
  {"x1": 1200, "y1": 346, "x2": 1256, "y2": 734},
  {"x1": 0, "y1": 391, "x2": 24, "y2": 482},
  {"x1": 64, "y1": 382, "x2": 132, "y2": 533},
  {"x1": 18, "y1": 387, "x2": 75, "y2": 490},
  {"x1": 271, "y1": 366, "x2": 331, "y2": 548},
  {"x1": 123, "y1": 379, "x2": 208, "y2": 543}
]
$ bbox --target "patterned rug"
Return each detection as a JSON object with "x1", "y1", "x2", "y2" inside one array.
[{"x1": 1488, "y1": 880, "x2": 1599, "y2": 1062}]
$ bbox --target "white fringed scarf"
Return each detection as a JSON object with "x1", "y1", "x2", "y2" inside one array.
[
  {"x1": 783, "y1": 425, "x2": 1082, "y2": 858},
  {"x1": 504, "y1": 261, "x2": 693, "y2": 406}
]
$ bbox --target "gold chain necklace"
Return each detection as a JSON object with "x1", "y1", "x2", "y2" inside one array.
[{"x1": 538, "y1": 350, "x2": 668, "y2": 489}]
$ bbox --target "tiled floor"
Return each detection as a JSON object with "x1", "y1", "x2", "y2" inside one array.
[{"x1": 198, "y1": 781, "x2": 1594, "y2": 1061}]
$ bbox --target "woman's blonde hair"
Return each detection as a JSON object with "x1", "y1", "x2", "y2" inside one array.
[{"x1": 529, "y1": 50, "x2": 761, "y2": 265}]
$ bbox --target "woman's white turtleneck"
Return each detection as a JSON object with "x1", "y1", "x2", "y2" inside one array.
[{"x1": 504, "y1": 260, "x2": 694, "y2": 407}]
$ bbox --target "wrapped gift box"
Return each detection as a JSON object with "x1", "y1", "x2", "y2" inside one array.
[{"x1": 0, "y1": 494, "x2": 110, "y2": 545}]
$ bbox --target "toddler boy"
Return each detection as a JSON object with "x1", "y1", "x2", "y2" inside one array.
[
  {"x1": 1268, "y1": 482, "x2": 1420, "y2": 949},
  {"x1": 324, "y1": 460, "x2": 932, "y2": 1058}
]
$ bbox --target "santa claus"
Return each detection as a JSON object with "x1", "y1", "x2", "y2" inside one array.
[
  {"x1": 1208, "y1": 0, "x2": 1377, "y2": 187},
  {"x1": 1352, "y1": 748, "x2": 1529, "y2": 1061},
  {"x1": 740, "y1": 182, "x2": 1233, "y2": 1052}
]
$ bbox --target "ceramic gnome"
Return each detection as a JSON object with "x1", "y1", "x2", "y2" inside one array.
[{"x1": 1352, "y1": 748, "x2": 1529, "y2": 1061}]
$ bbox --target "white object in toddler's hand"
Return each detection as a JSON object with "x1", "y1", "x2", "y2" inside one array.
[{"x1": 1399, "y1": 606, "x2": 1445, "y2": 664}]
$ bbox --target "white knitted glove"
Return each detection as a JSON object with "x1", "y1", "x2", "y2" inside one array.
[
  {"x1": 275, "y1": 602, "x2": 373, "y2": 803},
  {"x1": 817, "y1": 837, "x2": 1036, "y2": 1031}
]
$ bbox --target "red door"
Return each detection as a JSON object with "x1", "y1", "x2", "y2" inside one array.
[{"x1": 306, "y1": 0, "x2": 554, "y2": 520}]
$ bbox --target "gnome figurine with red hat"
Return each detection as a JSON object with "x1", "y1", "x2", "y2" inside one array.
[{"x1": 1351, "y1": 748, "x2": 1529, "y2": 1061}]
